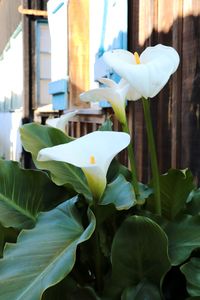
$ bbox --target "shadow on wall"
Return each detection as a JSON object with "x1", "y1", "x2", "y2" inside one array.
[{"x1": 126, "y1": 12, "x2": 200, "y2": 183}]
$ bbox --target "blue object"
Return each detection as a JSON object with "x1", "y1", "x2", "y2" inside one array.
[
  {"x1": 48, "y1": 79, "x2": 68, "y2": 110},
  {"x1": 53, "y1": 2, "x2": 64, "y2": 14}
]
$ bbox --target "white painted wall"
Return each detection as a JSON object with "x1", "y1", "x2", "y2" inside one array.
[
  {"x1": 0, "y1": 110, "x2": 22, "y2": 161},
  {"x1": 0, "y1": 26, "x2": 23, "y2": 161}
]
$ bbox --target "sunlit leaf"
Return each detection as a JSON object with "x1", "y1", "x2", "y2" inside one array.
[
  {"x1": 0, "y1": 159, "x2": 67, "y2": 229},
  {"x1": 101, "y1": 175, "x2": 136, "y2": 210},
  {"x1": 0, "y1": 197, "x2": 96, "y2": 300},
  {"x1": 20, "y1": 123, "x2": 92, "y2": 200}
]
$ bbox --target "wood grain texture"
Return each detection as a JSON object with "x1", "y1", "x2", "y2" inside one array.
[
  {"x1": 127, "y1": 0, "x2": 200, "y2": 182},
  {"x1": 68, "y1": 0, "x2": 90, "y2": 108}
]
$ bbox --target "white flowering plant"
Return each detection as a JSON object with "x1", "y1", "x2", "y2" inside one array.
[{"x1": 0, "y1": 45, "x2": 199, "y2": 300}]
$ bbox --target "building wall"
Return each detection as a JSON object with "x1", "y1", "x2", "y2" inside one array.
[{"x1": 0, "y1": 0, "x2": 21, "y2": 54}]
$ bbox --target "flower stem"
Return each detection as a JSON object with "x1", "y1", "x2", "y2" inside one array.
[
  {"x1": 142, "y1": 97, "x2": 161, "y2": 215},
  {"x1": 121, "y1": 120, "x2": 140, "y2": 201},
  {"x1": 93, "y1": 199, "x2": 103, "y2": 293}
]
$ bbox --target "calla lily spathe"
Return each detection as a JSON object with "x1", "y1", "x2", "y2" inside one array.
[
  {"x1": 103, "y1": 44, "x2": 180, "y2": 99},
  {"x1": 80, "y1": 78, "x2": 135, "y2": 124},
  {"x1": 37, "y1": 131, "x2": 130, "y2": 200},
  {"x1": 46, "y1": 110, "x2": 77, "y2": 133}
]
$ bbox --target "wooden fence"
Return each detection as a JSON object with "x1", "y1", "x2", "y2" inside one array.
[
  {"x1": 127, "y1": 0, "x2": 200, "y2": 182},
  {"x1": 67, "y1": 0, "x2": 200, "y2": 184}
]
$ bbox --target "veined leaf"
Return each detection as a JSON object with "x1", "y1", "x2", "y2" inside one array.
[
  {"x1": 0, "y1": 159, "x2": 68, "y2": 229},
  {"x1": 20, "y1": 123, "x2": 92, "y2": 200},
  {"x1": 147, "y1": 169, "x2": 194, "y2": 219},
  {"x1": 107, "y1": 216, "x2": 170, "y2": 298},
  {"x1": 0, "y1": 197, "x2": 95, "y2": 300},
  {"x1": 163, "y1": 214, "x2": 200, "y2": 265},
  {"x1": 181, "y1": 258, "x2": 200, "y2": 297},
  {"x1": 121, "y1": 279, "x2": 161, "y2": 300},
  {"x1": 100, "y1": 174, "x2": 136, "y2": 210}
]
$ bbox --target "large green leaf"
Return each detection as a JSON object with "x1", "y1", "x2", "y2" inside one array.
[
  {"x1": 107, "y1": 216, "x2": 170, "y2": 298},
  {"x1": 181, "y1": 258, "x2": 200, "y2": 297},
  {"x1": 163, "y1": 214, "x2": 200, "y2": 265},
  {"x1": 0, "y1": 197, "x2": 95, "y2": 300},
  {"x1": 147, "y1": 169, "x2": 194, "y2": 219},
  {"x1": 20, "y1": 123, "x2": 92, "y2": 200},
  {"x1": 0, "y1": 159, "x2": 68, "y2": 229},
  {"x1": 121, "y1": 280, "x2": 162, "y2": 300},
  {"x1": 100, "y1": 175, "x2": 136, "y2": 210}
]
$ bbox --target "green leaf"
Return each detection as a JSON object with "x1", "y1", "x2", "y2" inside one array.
[
  {"x1": 0, "y1": 159, "x2": 68, "y2": 229},
  {"x1": 147, "y1": 169, "x2": 194, "y2": 220},
  {"x1": 121, "y1": 280, "x2": 161, "y2": 300},
  {"x1": 98, "y1": 119, "x2": 113, "y2": 131},
  {"x1": 181, "y1": 258, "x2": 200, "y2": 297},
  {"x1": 138, "y1": 182, "x2": 153, "y2": 204},
  {"x1": 0, "y1": 223, "x2": 4, "y2": 257},
  {"x1": 108, "y1": 216, "x2": 170, "y2": 298},
  {"x1": 0, "y1": 197, "x2": 95, "y2": 300},
  {"x1": 186, "y1": 189, "x2": 200, "y2": 215},
  {"x1": 163, "y1": 214, "x2": 200, "y2": 265},
  {"x1": 107, "y1": 159, "x2": 132, "y2": 183},
  {"x1": 100, "y1": 175, "x2": 136, "y2": 210},
  {"x1": 43, "y1": 276, "x2": 100, "y2": 300},
  {"x1": 20, "y1": 123, "x2": 92, "y2": 200}
]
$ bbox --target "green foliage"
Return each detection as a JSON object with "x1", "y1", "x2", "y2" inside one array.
[
  {"x1": 147, "y1": 169, "x2": 194, "y2": 219},
  {"x1": 20, "y1": 123, "x2": 92, "y2": 201},
  {"x1": 101, "y1": 174, "x2": 136, "y2": 210},
  {"x1": 0, "y1": 118, "x2": 199, "y2": 300},
  {"x1": 186, "y1": 188, "x2": 200, "y2": 215},
  {"x1": 181, "y1": 258, "x2": 200, "y2": 297},
  {"x1": 106, "y1": 216, "x2": 170, "y2": 298},
  {"x1": 0, "y1": 159, "x2": 68, "y2": 229},
  {"x1": 163, "y1": 214, "x2": 200, "y2": 265},
  {"x1": 0, "y1": 197, "x2": 95, "y2": 300},
  {"x1": 121, "y1": 280, "x2": 162, "y2": 300}
]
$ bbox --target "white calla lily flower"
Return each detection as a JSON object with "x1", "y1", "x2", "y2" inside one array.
[
  {"x1": 80, "y1": 78, "x2": 138, "y2": 124},
  {"x1": 37, "y1": 131, "x2": 130, "y2": 200},
  {"x1": 103, "y1": 44, "x2": 180, "y2": 99},
  {"x1": 46, "y1": 110, "x2": 78, "y2": 132}
]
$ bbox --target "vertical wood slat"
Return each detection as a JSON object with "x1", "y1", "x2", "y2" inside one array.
[
  {"x1": 171, "y1": 0, "x2": 183, "y2": 168},
  {"x1": 68, "y1": 0, "x2": 90, "y2": 108},
  {"x1": 181, "y1": 1, "x2": 200, "y2": 182}
]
